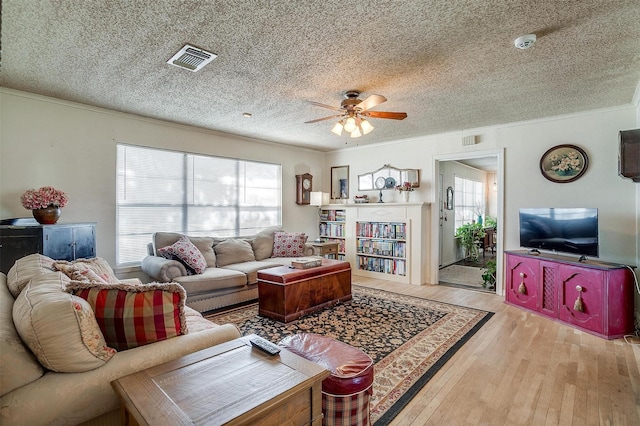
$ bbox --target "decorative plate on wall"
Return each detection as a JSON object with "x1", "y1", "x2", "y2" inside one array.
[{"x1": 539, "y1": 144, "x2": 589, "y2": 183}]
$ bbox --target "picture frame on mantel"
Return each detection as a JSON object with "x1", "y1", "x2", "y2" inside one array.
[{"x1": 539, "y1": 144, "x2": 589, "y2": 183}]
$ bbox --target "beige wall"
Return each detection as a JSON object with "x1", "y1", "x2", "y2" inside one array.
[
  {"x1": 324, "y1": 105, "x2": 638, "y2": 314},
  {"x1": 1, "y1": 89, "x2": 638, "y2": 315},
  {"x1": 0, "y1": 89, "x2": 325, "y2": 270}
]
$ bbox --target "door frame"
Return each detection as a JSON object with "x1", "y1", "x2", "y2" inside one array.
[{"x1": 430, "y1": 148, "x2": 505, "y2": 296}]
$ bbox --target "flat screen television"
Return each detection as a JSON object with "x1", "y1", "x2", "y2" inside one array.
[{"x1": 519, "y1": 208, "x2": 598, "y2": 258}]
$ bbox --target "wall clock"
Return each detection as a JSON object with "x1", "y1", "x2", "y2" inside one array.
[{"x1": 295, "y1": 173, "x2": 313, "y2": 205}]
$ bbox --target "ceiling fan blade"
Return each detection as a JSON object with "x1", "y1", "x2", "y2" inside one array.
[
  {"x1": 309, "y1": 101, "x2": 343, "y2": 111},
  {"x1": 305, "y1": 114, "x2": 344, "y2": 124},
  {"x1": 363, "y1": 111, "x2": 408, "y2": 120},
  {"x1": 357, "y1": 94, "x2": 387, "y2": 112}
]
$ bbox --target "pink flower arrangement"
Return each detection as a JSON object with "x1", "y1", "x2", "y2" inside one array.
[
  {"x1": 21, "y1": 186, "x2": 68, "y2": 210},
  {"x1": 395, "y1": 181, "x2": 415, "y2": 192}
]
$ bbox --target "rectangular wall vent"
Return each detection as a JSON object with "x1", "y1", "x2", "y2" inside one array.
[
  {"x1": 167, "y1": 44, "x2": 217, "y2": 72},
  {"x1": 462, "y1": 135, "x2": 478, "y2": 146}
]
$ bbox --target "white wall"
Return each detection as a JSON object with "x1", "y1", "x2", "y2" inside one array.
[
  {"x1": 324, "y1": 105, "x2": 638, "y2": 302},
  {"x1": 0, "y1": 89, "x2": 325, "y2": 270}
]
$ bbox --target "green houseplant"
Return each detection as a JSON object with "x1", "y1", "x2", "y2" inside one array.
[
  {"x1": 455, "y1": 222, "x2": 485, "y2": 262},
  {"x1": 481, "y1": 259, "x2": 497, "y2": 290}
]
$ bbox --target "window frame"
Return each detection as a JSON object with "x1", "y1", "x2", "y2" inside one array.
[{"x1": 116, "y1": 143, "x2": 282, "y2": 267}]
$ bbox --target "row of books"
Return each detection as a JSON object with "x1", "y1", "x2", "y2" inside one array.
[
  {"x1": 356, "y1": 240, "x2": 406, "y2": 258},
  {"x1": 319, "y1": 223, "x2": 344, "y2": 237},
  {"x1": 356, "y1": 222, "x2": 406, "y2": 239},
  {"x1": 357, "y1": 256, "x2": 406, "y2": 276},
  {"x1": 319, "y1": 209, "x2": 346, "y2": 222}
]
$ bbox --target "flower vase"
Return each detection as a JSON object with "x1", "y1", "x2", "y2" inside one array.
[
  {"x1": 32, "y1": 205, "x2": 61, "y2": 224},
  {"x1": 402, "y1": 191, "x2": 410, "y2": 203}
]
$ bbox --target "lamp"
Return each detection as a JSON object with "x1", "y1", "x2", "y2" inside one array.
[
  {"x1": 343, "y1": 116, "x2": 357, "y2": 133},
  {"x1": 331, "y1": 121, "x2": 344, "y2": 136},
  {"x1": 360, "y1": 119, "x2": 374, "y2": 134},
  {"x1": 310, "y1": 191, "x2": 329, "y2": 207}
]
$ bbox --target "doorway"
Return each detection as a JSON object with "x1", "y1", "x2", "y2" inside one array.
[{"x1": 431, "y1": 150, "x2": 504, "y2": 296}]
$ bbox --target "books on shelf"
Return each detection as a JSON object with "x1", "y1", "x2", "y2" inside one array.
[
  {"x1": 319, "y1": 222, "x2": 344, "y2": 237},
  {"x1": 291, "y1": 257, "x2": 323, "y2": 269},
  {"x1": 356, "y1": 222, "x2": 406, "y2": 239},
  {"x1": 357, "y1": 256, "x2": 406, "y2": 276}
]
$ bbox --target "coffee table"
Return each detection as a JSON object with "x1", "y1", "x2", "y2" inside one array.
[
  {"x1": 111, "y1": 334, "x2": 329, "y2": 426},
  {"x1": 257, "y1": 259, "x2": 351, "y2": 323}
]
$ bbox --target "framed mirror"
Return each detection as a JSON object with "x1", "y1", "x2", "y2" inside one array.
[
  {"x1": 446, "y1": 186, "x2": 454, "y2": 210},
  {"x1": 331, "y1": 165, "x2": 349, "y2": 200},
  {"x1": 358, "y1": 164, "x2": 420, "y2": 191}
]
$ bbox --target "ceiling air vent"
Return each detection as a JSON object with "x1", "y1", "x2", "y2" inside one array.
[{"x1": 167, "y1": 44, "x2": 217, "y2": 72}]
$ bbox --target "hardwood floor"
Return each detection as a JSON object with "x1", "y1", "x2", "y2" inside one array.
[{"x1": 352, "y1": 276, "x2": 640, "y2": 426}]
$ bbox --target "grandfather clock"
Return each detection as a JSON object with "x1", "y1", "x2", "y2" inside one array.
[{"x1": 295, "y1": 173, "x2": 312, "y2": 205}]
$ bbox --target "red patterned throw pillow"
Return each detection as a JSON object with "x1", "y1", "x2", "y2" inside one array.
[
  {"x1": 66, "y1": 281, "x2": 188, "y2": 351},
  {"x1": 272, "y1": 232, "x2": 306, "y2": 257},
  {"x1": 157, "y1": 235, "x2": 207, "y2": 274}
]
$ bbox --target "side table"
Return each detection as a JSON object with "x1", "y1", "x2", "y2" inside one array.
[{"x1": 310, "y1": 241, "x2": 339, "y2": 259}]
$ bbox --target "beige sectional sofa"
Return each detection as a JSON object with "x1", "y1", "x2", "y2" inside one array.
[
  {"x1": 141, "y1": 226, "x2": 315, "y2": 313},
  {"x1": 0, "y1": 254, "x2": 242, "y2": 425}
]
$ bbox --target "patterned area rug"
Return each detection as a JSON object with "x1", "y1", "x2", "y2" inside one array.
[{"x1": 205, "y1": 285, "x2": 493, "y2": 425}]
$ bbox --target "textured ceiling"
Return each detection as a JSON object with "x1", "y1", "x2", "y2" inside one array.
[{"x1": 2, "y1": 1, "x2": 639, "y2": 152}]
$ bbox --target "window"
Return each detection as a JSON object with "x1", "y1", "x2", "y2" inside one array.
[
  {"x1": 116, "y1": 144, "x2": 282, "y2": 267},
  {"x1": 454, "y1": 176, "x2": 485, "y2": 231}
]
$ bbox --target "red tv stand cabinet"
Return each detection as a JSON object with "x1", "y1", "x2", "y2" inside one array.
[{"x1": 505, "y1": 250, "x2": 635, "y2": 339}]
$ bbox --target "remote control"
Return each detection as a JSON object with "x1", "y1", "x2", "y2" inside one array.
[{"x1": 250, "y1": 337, "x2": 281, "y2": 355}]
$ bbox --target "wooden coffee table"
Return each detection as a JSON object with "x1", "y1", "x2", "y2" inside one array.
[
  {"x1": 111, "y1": 335, "x2": 329, "y2": 426},
  {"x1": 257, "y1": 259, "x2": 351, "y2": 323}
]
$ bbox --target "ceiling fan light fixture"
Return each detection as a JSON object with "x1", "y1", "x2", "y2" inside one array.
[
  {"x1": 343, "y1": 117, "x2": 357, "y2": 133},
  {"x1": 360, "y1": 119, "x2": 374, "y2": 134},
  {"x1": 331, "y1": 121, "x2": 344, "y2": 136},
  {"x1": 350, "y1": 127, "x2": 362, "y2": 138}
]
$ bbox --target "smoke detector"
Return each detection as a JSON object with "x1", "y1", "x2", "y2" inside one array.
[
  {"x1": 167, "y1": 44, "x2": 217, "y2": 72},
  {"x1": 514, "y1": 34, "x2": 537, "y2": 49}
]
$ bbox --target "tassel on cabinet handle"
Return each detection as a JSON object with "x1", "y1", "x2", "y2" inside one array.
[
  {"x1": 573, "y1": 285, "x2": 584, "y2": 312},
  {"x1": 518, "y1": 272, "x2": 527, "y2": 294}
]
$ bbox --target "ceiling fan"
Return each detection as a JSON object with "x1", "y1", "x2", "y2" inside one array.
[{"x1": 305, "y1": 91, "x2": 407, "y2": 137}]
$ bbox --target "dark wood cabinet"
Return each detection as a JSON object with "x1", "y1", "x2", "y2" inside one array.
[
  {"x1": 505, "y1": 251, "x2": 635, "y2": 339},
  {"x1": 0, "y1": 223, "x2": 96, "y2": 273}
]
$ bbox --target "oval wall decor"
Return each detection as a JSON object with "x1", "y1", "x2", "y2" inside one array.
[{"x1": 539, "y1": 144, "x2": 589, "y2": 183}]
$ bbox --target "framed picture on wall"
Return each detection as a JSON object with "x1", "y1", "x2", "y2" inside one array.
[{"x1": 539, "y1": 144, "x2": 589, "y2": 183}]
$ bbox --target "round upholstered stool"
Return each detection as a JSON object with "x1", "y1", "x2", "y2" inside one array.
[{"x1": 279, "y1": 333, "x2": 374, "y2": 426}]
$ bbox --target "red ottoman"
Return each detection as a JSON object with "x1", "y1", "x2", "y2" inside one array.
[{"x1": 279, "y1": 333, "x2": 374, "y2": 426}]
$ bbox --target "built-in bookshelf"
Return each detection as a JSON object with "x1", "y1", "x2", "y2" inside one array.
[
  {"x1": 318, "y1": 208, "x2": 346, "y2": 260},
  {"x1": 316, "y1": 203, "x2": 429, "y2": 284},
  {"x1": 356, "y1": 221, "x2": 408, "y2": 278}
]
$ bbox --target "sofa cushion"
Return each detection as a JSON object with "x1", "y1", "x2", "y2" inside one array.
[
  {"x1": 272, "y1": 232, "x2": 307, "y2": 257},
  {"x1": 6, "y1": 253, "x2": 56, "y2": 298},
  {"x1": 0, "y1": 273, "x2": 44, "y2": 397},
  {"x1": 67, "y1": 281, "x2": 188, "y2": 351},
  {"x1": 12, "y1": 272, "x2": 116, "y2": 373},
  {"x1": 174, "y1": 267, "x2": 247, "y2": 293},
  {"x1": 53, "y1": 257, "x2": 119, "y2": 283},
  {"x1": 215, "y1": 238, "x2": 256, "y2": 267},
  {"x1": 157, "y1": 235, "x2": 208, "y2": 275},
  {"x1": 251, "y1": 226, "x2": 284, "y2": 260},
  {"x1": 221, "y1": 260, "x2": 286, "y2": 284},
  {"x1": 153, "y1": 233, "x2": 217, "y2": 267}
]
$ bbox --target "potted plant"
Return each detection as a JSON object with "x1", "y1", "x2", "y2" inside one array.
[
  {"x1": 455, "y1": 222, "x2": 485, "y2": 262},
  {"x1": 481, "y1": 259, "x2": 497, "y2": 290}
]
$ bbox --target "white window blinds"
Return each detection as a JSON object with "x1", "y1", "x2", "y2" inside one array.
[{"x1": 116, "y1": 144, "x2": 281, "y2": 266}]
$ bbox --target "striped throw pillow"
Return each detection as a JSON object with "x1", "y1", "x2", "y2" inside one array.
[{"x1": 67, "y1": 281, "x2": 188, "y2": 351}]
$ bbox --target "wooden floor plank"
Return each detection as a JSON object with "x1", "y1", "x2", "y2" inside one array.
[{"x1": 348, "y1": 277, "x2": 639, "y2": 426}]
